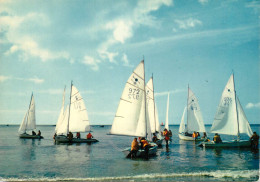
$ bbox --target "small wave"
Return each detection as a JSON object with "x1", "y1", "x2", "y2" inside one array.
[{"x1": 1, "y1": 170, "x2": 259, "y2": 181}]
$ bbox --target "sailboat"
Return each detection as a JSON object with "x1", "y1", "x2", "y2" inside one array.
[
  {"x1": 178, "y1": 87, "x2": 206, "y2": 141},
  {"x1": 54, "y1": 82, "x2": 98, "y2": 143},
  {"x1": 109, "y1": 60, "x2": 157, "y2": 158},
  {"x1": 146, "y1": 76, "x2": 163, "y2": 146},
  {"x1": 199, "y1": 74, "x2": 253, "y2": 148},
  {"x1": 18, "y1": 93, "x2": 43, "y2": 139},
  {"x1": 164, "y1": 93, "x2": 170, "y2": 130}
]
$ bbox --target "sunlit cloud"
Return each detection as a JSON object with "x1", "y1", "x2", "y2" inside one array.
[
  {"x1": 246, "y1": 102, "x2": 260, "y2": 109},
  {"x1": 198, "y1": 0, "x2": 209, "y2": 5},
  {"x1": 0, "y1": 75, "x2": 11, "y2": 82},
  {"x1": 174, "y1": 18, "x2": 202, "y2": 30},
  {"x1": 82, "y1": 56, "x2": 101, "y2": 71},
  {"x1": 0, "y1": 75, "x2": 44, "y2": 84}
]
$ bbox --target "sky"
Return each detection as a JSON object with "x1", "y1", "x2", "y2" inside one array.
[{"x1": 0, "y1": 0, "x2": 259, "y2": 126}]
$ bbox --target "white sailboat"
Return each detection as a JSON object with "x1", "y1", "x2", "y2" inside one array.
[
  {"x1": 164, "y1": 93, "x2": 170, "y2": 130},
  {"x1": 55, "y1": 82, "x2": 98, "y2": 143},
  {"x1": 146, "y1": 76, "x2": 163, "y2": 146},
  {"x1": 199, "y1": 74, "x2": 253, "y2": 148},
  {"x1": 178, "y1": 87, "x2": 206, "y2": 141},
  {"x1": 109, "y1": 60, "x2": 157, "y2": 158},
  {"x1": 18, "y1": 93, "x2": 43, "y2": 139}
]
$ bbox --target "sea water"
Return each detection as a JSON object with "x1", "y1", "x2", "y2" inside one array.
[{"x1": 0, "y1": 125, "x2": 259, "y2": 181}]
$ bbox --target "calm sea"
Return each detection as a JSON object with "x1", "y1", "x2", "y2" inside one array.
[{"x1": 0, "y1": 125, "x2": 259, "y2": 181}]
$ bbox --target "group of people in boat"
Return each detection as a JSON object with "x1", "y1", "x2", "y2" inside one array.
[
  {"x1": 53, "y1": 132, "x2": 94, "y2": 141},
  {"x1": 129, "y1": 137, "x2": 150, "y2": 159},
  {"x1": 31, "y1": 130, "x2": 41, "y2": 136}
]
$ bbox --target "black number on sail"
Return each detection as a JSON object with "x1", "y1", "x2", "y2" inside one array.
[
  {"x1": 128, "y1": 88, "x2": 140, "y2": 100},
  {"x1": 223, "y1": 97, "x2": 232, "y2": 106}
]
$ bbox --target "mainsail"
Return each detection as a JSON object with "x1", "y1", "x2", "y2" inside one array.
[
  {"x1": 18, "y1": 94, "x2": 36, "y2": 133},
  {"x1": 179, "y1": 107, "x2": 186, "y2": 133},
  {"x1": 186, "y1": 88, "x2": 206, "y2": 133},
  {"x1": 146, "y1": 77, "x2": 156, "y2": 134},
  {"x1": 165, "y1": 93, "x2": 169, "y2": 130},
  {"x1": 210, "y1": 74, "x2": 252, "y2": 137},
  {"x1": 110, "y1": 61, "x2": 146, "y2": 137},
  {"x1": 55, "y1": 87, "x2": 66, "y2": 133}
]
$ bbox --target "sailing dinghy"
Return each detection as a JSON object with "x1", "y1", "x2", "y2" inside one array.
[
  {"x1": 54, "y1": 82, "x2": 98, "y2": 143},
  {"x1": 178, "y1": 87, "x2": 206, "y2": 141},
  {"x1": 109, "y1": 60, "x2": 157, "y2": 158},
  {"x1": 18, "y1": 93, "x2": 43, "y2": 139},
  {"x1": 199, "y1": 74, "x2": 253, "y2": 148},
  {"x1": 146, "y1": 76, "x2": 163, "y2": 146}
]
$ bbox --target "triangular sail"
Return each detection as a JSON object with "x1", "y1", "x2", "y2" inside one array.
[
  {"x1": 146, "y1": 77, "x2": 156, "y2": 134},
  {"x1": 236, "y1": 97, "x2": 253, "y2": 137},
  {"x1": 69, "y1": 85, "x2": 90, "y2": 132},
  {"x1": 211, "y1": 75, "x2": 238, "y2": 135},
  {"x1": 179, "y1": 106, "x2": 186, "y2": 133},
  {"x1": 187, "y1": 88, "x2": 206, "y2": 133},
  {"x1": 165, "y1": 93, "x2": 169, "y2": 130},
  {"x1": 56, "y1": 105, "x2": 69, "y2": 135},
  {"x1": 18, "y1": 111, "x2": 28, "y2": 133},
  {"x1": 110, "y1": 61, "x2": 146, "y2": 137},
  {"x1": 55, "y1": 87, "x2": 66, "y2": 133}
]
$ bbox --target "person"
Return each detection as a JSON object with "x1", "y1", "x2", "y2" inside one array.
[
  {"x1": 140, "y1": 137, "x2": 149, "y2": 159},
  {"x1": 163, "y1": 129, "x2": 170, "y2": 147},
  {"x1": 192, "y1": 131, "x2": 198, "y2": 139},
  {"x1": 213, "y1": 133, "x2": 222, "y2": 143},
  {"x1": 87, "y1": 132, "x2": 93, "y2": 139},
  {"x1": 168, "y1": 130, "x2": 172, "y2": 138},
  {"x1": 76, "y1": 132, "x2": 81, "y2": 139},
  {"x1": 197, "y1": 132, "x2": 200, "y2": 138},
  {"x1": 152, "y1": 133, "x2": 158, "y2": 142},
  {"x1": 37, "y1": 130, "x2": 41, "y2": 136},
  {"x1": 32, "y1": 131, "x2": 36, "y2": 135},
  {"x1": 130, "y1": 138, "x2": 139, "y2": 159},
  {"x1": 250, "y1": 132, "x2": 259, "y2": 149},
  {"x1": 68, "y1": 132, "x2": 73, "y2": 141},
  {"x1": 53, "y1": 133, "x2": 57, "y2": 140},
  {"x1": 202, "y1": 132, "x2": 207, "y2": 138}
]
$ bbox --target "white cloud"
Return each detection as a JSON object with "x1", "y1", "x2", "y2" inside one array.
[
  {"x1": 155, "y1": 89, "x2": 186, "y2": 97},
  {"x1": 0, "y1": 75, "x2": 44, "y2": 84},
  {"x1": 28, "y1": 77, "x2": 44, "y2": 84},
  {"x1": 122, "y1": 54, "x2": 133, "y2": 67},
  {"x1": 82, "y1": 56, "x2": 101, "y2": 71},
  {"x1": 246, "y1": 102, "x2": 260, "y2": 109},
  {"x1": 174, "y1": 18, "x2": 202, "y2": 30},
  {"x1": 0, "y1": 75, "x2": 11, "y2": 82},
  {"x1": 198, "y1": 0, "x2": 209, "y2": 5}
]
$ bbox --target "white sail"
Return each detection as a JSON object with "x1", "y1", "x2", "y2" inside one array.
[
  {"x1": 187, "y1": 88, "x2": 206, "y2": 133},
  {"x1": 165, "y1": 93, "x2": 169, "y2": 130},
  {"x1": 146, "y1": 77, "x2": 156, "y2": 133},
  {"x1": 55, "y1": 87, "x2": 66, "y2": 133},
  {"x1": 211, "y1": 75, "x2": 238, "y2": 135},
  {"x1": 69, "y1": 85, "x2": 90, "y2": 132},
  {"x1": 56, "y1": 105, "x2": 69, "y2": 135},
  {"x1": 179, "y1": 106, "x2": 186, "y2": 133},
  {"x1": 236, "y1": 97, "x2": 253, "y2": 137},
  {"x1": 155, "y1": 103, "x2": 160, "y2": 132},
  {"x1": 18, "y1": 94, "x2": 36, "y2": 133},
  {"x1": 110, "y1": 61, "x2": 146, "y2": 137}
]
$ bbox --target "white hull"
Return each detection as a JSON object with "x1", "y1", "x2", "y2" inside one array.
[
  {"x1": 19, "y1": 133, "x2": 43, "y2": 139},
  {"x1": 122, "y1": 143, "x2": 158, "y2": 158},
  {"x1": 178, "y1": 133, "x2": 204, "y2": 141},
  {"x1": 198, "y1": 140, "x2": 251, "y2": 148},
  {"x1": 55, "y1": 135, "x2": 98, "y2": 143}
]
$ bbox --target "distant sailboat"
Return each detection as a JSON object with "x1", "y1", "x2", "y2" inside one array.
[
  {"x1": 146, "y1": 76, "x2": 163, "y2": 146},
  {"x1": 199, "y1": 74, "x2": 253, "y2": 148},
  {"x1": 109, "y1": 60, "x2": 157, "y2": 158},
  {"x1": 18, "y1": 93, "x2": 43, "y2": 139},
  {"x1": 178, "y1": 86, "x2": 206, "y2": 141},
  {"x1": 164, "y1": 93, "x2": 170, "y2": 130},
  {"x1": 54, "y1": 82, "x2": 98, "y2": 143}
]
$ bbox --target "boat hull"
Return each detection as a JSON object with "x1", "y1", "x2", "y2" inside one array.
[
  {"x1": 122, "y1": 143, "x2": 158, "y2": 158},
  {"x1": 155, "y1": 139, "x2": 163, "y2": 146},
  {"x1": 55, "y1": 135, "x2": 99, "y2": 143},
  {"x1": 178, "y1": 133, "x2": 204, "y2": 141},
  {"x1": 198, "y1": 140, "x2": 251, "y2": 148},
  {"x1": 19, "y1": 133, "x2": 43, "y2": 139}
]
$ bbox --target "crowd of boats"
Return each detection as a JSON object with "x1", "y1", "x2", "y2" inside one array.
[{"x1": 18, "y1": 60, "x2": 259, "y2": 159}]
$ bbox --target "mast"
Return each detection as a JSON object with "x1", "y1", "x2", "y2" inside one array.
[
  {"x1": 186, "y1": 85, "x2": 189, "y2": 133},
  {"x1": 233, "y1": 73, "x2": 240, "y2": 140},
  {"x1": 143, "y1": 59, "x2": 147, "y2": 138},
  {"x1": 67, "y1": 81, "x2": 73, "y2": 134},
  {"x1": 152, "y1": 74, "x2": 157, "y2": 133},
  {"x1": 25, "y1": 92, "x2": 33, "y2": 132}
]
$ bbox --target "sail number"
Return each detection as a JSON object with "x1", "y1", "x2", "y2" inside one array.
[
  {"x1": 223, "y1": 97, "x2": 232, "y2": 106},
  {"x1": 128, "y1": 88, "x2": 140, "y2": 100}
]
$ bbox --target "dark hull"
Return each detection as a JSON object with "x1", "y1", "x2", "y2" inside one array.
[
  {"x1": 19, "y1": 133, "x2": 43, "y2": 139},
  {"x1": 55, "y1": 135, "x2": 99, "y2": 143}
]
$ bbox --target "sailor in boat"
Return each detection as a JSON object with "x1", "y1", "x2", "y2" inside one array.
[
  {"x1": 184, "y1": 131, "x2": 192, "y2": 137},
  {"x1": 140, "y1": 137, "x2": 150, "y2": 159},
  {"x1": 87, "y1": 132, "x2": 93, "y2": 139},
  {"x1": 213, "y1": 133, "x2": 222, "y2": 143},
  {"x1": 128, "y1": 138, "x2": 139, "y2": 159},
  {"x1": 152, "y1": 133, "x2": 159, "y2": 143},
  {"x1": 37, "y1": 130, "x2": 41, "y2": 136},
  {"x1": 202, "y1": 132, "x2": 207, "y2": 139},
  {"x1": 32, "y1": 131, "x2": 36, "y2": 135},
  {"x1": 68, "y1": 132, "x2": 73, "y2": 141},
  {"x1": 250, "y1": 132, "x2": 259, "y2": 149},
  {"x1": 76, "y1": 132, "x2": 81, "y2": 139},
  {"x1": 163, "y1": 129, "x2": 170, "y2": 147}
]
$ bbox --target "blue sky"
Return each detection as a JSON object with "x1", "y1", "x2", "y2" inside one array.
[{"x1": 0, "y1": 0, "x2": 259, "y2": 125}]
